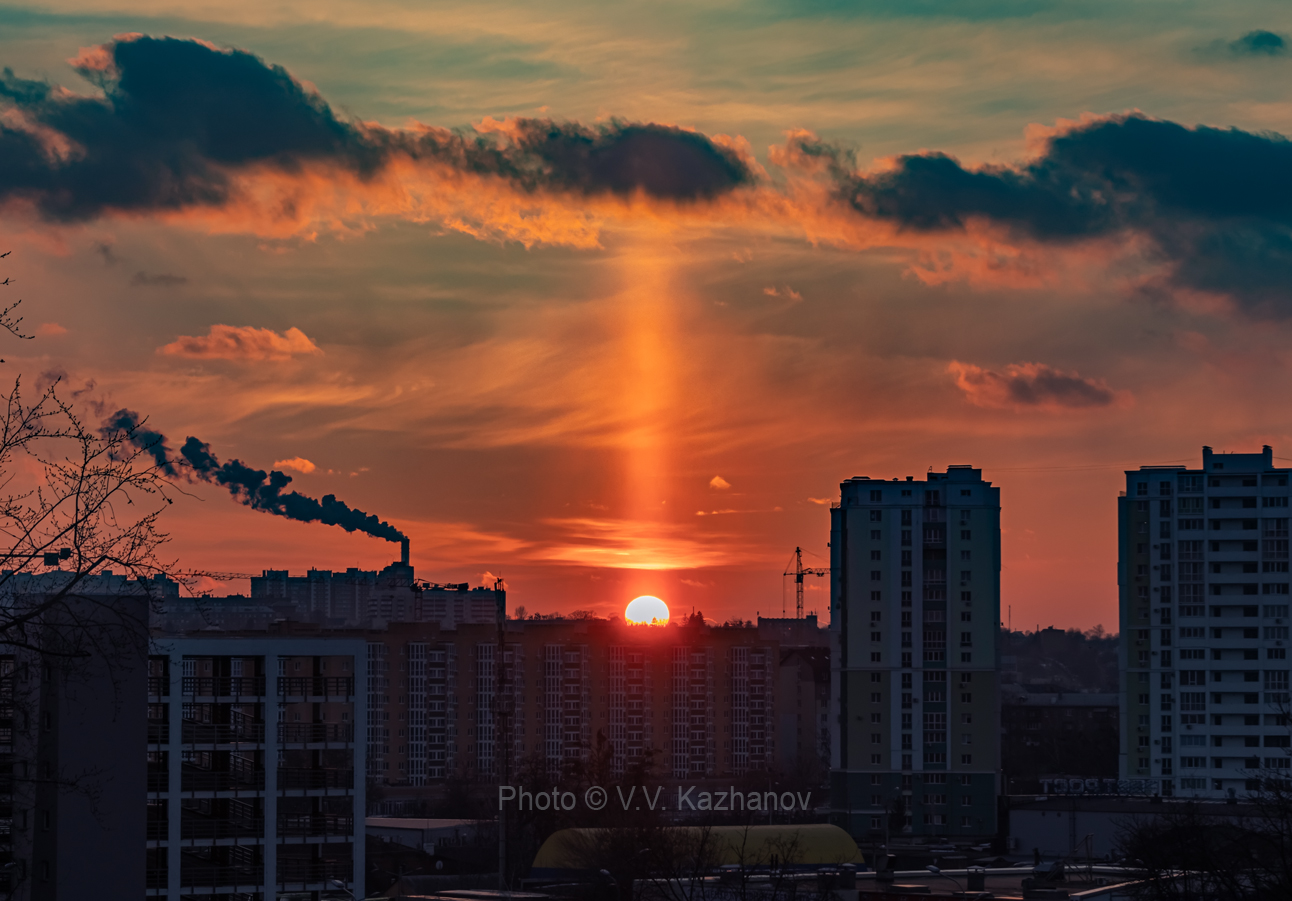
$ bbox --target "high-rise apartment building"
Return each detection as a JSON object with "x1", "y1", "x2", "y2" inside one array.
[
  {"x1": 1119, "y1": 446, "x2": 1291, "y2": 797},
  {"x1": 829, "y1": 466, "x2": 1001, "y2": 838},
  {"x1": 146, "y1": 636, "x2": 366, "y2": 900}
]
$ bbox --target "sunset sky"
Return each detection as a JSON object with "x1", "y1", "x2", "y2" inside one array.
[{"x1": 4, "y1": 1, "x2": 1292, "y2": 630}]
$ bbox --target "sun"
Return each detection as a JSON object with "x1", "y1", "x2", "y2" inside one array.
[{"x1": 625, "y1": 595, "x2": 670, "y2": 625}]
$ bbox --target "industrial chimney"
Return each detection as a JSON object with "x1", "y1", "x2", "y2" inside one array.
[{"x1": 400, "y1": 537, "x2": 410, "y2": 566}]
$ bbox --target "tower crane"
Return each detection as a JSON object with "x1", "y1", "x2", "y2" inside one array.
[{"x1": 783, "y1": 547, "x2": 829, "y2": 619}]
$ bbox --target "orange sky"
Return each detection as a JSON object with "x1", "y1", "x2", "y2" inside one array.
[{"x1": 7, "y1": 9, "x2": 1292, "y2": 631}]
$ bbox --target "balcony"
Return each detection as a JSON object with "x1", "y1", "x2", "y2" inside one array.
[
  {"x1": 183, "y1": 721, "x2": 266, "y2": 744},
  {"x1": 182, "y1": 677, "x2": 266, "y2": 698},
  {"x1": 278, "y1": 724, "x2": 353, "y2": 744},
  {"x1": 277, "y1": 858, "x2": 352, "y2": 884},
  {"x1": 147, "y1": 819, "x2": 169, "y2": 841},
  {"x1": 148, "y1": 771, "x2": 170, "y2": 792},
  {"x1": 277, "y1": 814, "x2": 354, "y2": 837},
  {"x1": 277, "y1": 768, "x2": 354, "y2": 791},
  {"x1": 146, "y1": 868, "x2": 168, "y2": 890},
  {"x1": 277, "y1": 677, "x2": 354, "y2": 699},
  {"x1": 180, "y1": 763, "x2": 265, "y2": 792},
  {"x1": 147, "y1": 677, "x2": 170, "y2": 697},
  {"x1": 148, "y1": 722, "x2": 169, "y2": 744},
  {"x1": 181, "y1": 817, "x2": 265, "y2": 840},
  {"x1": 179, "y1": 865, "x2": 264, "y2": 888}
]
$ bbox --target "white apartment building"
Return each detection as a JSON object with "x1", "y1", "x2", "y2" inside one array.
[{"x1": 1120, "y1": 446, "x2": 1291, "y2": 797}]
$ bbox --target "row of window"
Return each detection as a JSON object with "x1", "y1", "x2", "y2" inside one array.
[{"x1": 1134, "y1": 474, "x2": 1290, "y2": 495}]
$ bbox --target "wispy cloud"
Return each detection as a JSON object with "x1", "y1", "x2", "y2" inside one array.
[
  {"x1": 131, "y1": 271, "x2": 187, "y2": 287},
  {"x1": 709, "y1": 475, "x2": 731, "y2": 489},
  {"x1": 158, "y1": 325, "x2": 322, "y2": 361}
]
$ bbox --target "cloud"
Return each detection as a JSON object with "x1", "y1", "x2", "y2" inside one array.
[
  {"x1": 763, "y1": 285, "x2": 803, "y2": 301},
  {"x1": 947, "y1": 360, "x2": 1123, "y2": 411},
  {"x1": 806, "y1": 497, "x2": 832, "y2": 505},
  {"x1": 272, "y1": 456, "x2": 315, "y2": 473},
  {"x1": 1230, "y1": 30, "x2": 1286, "y2": 57},
  {"x1": 709, "y1": 475, "x2": 731, "y2": 489},
  {"x1": 35, "y1": 322, "x2": 65, "y2": 336},
  {"x1": 157, "y1": 324, "x2": 322, "y2": 361},
  {"x1": 0, "y1": 35, "x2": 754, "y2": 228},
  {"x1": 798, "y1": 113, "x2": 1292, "y2": 316},
  {"x1": 131, "y1": 271, "x2": 187, "y2": 286}
]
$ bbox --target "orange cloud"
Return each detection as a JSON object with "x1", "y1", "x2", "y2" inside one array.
[
  {"x1": 947, "y1": 360, "x2": 1128, "y2": 411},
  {"x1": 158, "y1": 325, "x2": 322, "y2": 361},
  {"x1": 272, "y1": 456, "x2": 316, "y2": 473},
  {"x1": 35, "y1": 322, "x2": 66, "y2": 336},
  {"x1": 709, "y1": 475, "x2": 731, "y2": 489}
]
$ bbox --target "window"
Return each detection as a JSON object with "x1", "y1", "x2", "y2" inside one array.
[
  {"x1": 961, "y1": 713, "x2": 972, "y2": 724},
  {"x1": 870, "y1": 754, "x2": 882, "y2": 765},
  {"x1": 960, "y1": 754, "x2": 972, "y2": 764},
  {"x1": 871, "y1": 610, "x2": 882, "y2": 622},
  {"x1": 871, "y1": 570, "x2": 881, "y2": 581},
  {"x1": 1266, "y1": 497, "x2": 1290, "y2": 508},
  {"x1": 1264, "y1": 584, "x2": 1290, "y2": 595},
  {"x1": 901, "y1": 510, "x2": 912, "y2": 526},
  {"x1": 871, "y1": 733, "x2": 882, "y2": 744},
  {"x1": 870, "y1": 529, "x2": 881, "y2": 539},
  {"x1": 870, "y1": 652, "x2": 882, "y2": 663},
  {"x1": 1137, "y1": 482, "x2": 1148, "y2": 496},
  {"x1": 1271, "y1": 649, "x2": 1288, "y2": 659},
  {"x1": 960, "y1": 550, "x2": 971, "y2": 561},
  {"x1": 870, "y1": 490, "x2": 883, "y2": 502},
  {"x1": 961, "y1": 611, "x2": 972, "y2": 622},
  {"x1": 871, "y1": 631, "x2": 882, "y2": 642},
  {"x1": 1180, "y1": 649, "x2": 1205, "y2": 659},
  {"x1": 960, "y1": 631, "x2": 972, "y2": 647},
  {"x1": 961, "y1": 530, "x2": 971, "y2": 539},
  {"x1": 961, "y1": 590, "x2": 972, "y2": 602},
  {"x1": 870, "y1": 510, "x2": 882, "y2": 522},
  {"x1": 960, "y1": 692, "x2": 972, "y2": 703},
  {"x1": 870, "y1": 692, "x2": 882, "y2": 702},
  {"x1": 961, "y1": 733, "x2": 972, "y2": 745},
  {"x1": 871, "y1": 550, "x2": 882, "y2": 561}
]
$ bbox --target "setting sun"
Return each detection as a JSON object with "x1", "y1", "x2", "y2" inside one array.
[{"x1": 625, "y1": 595, "x2": 670, "y2": 625}]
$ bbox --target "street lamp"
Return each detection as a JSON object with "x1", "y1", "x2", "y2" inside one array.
[{"x1": 328, "y1": 878, "x2": 356, "y2": 901}]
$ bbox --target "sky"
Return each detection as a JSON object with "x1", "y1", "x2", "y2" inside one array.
[{"x1": 3, "y1": 1, "x2": 1292, "y2": 630}]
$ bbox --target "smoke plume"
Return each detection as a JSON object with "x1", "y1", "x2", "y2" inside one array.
[{"x1": 104, "y1": 410, "x2": 404, "y2": 544}]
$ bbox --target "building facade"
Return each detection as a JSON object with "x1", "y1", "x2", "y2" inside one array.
[
  {"x1": 1119, "y1": 445, "x2": 1292, "y2": 797},
  {"x1": 348, "y1": 616, "x2": 830, "y2": 803},
  {"x1": 146, "y1": 636, "x2": 366, "y2": 900},
  {"x1": 829, "y1": 466, "x2": 1002, "y2": 838}
]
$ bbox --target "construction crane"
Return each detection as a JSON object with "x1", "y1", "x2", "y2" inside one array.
[{"x1": 783, "y1": 547, "x2": 829, "y2": 619}]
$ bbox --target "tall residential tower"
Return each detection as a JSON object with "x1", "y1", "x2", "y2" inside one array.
[
  {"x1": 830, "y1": 466, "x2": 1001, "y2": 838},
  {"x1": 1119, "y1": 446, "x2": 1291, "y2": 797}
]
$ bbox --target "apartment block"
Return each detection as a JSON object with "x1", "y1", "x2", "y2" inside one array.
[
  {"x1": 1119, "y1": 445, "x2": 1292, "y2": 797},
  {"x1": 829, "y1": 466, "x2": 1001, "y2": 838},
  {"x1": 350, "y1": 616, "x2": 829, "y2": 800},
  {"x1": 146, "y1": 636, "x2": 366, "y2": 900}
]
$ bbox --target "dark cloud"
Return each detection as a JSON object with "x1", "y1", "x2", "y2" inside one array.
[
  {"x1": 813, "y1": 114, "x2": 1292, "y2": 315},
  {"x1": 948, "y1": 361, "x2": 1119, "y2": 410},
  {"x1": 1230, "y1": 30, "x2": 1286, "y2": 57},
  {"x1": 131, "y1": 271, "x2": 187, "y2": 286},
  {"x1": 0, "y1": 35, "x2": 753, "y2": 221}
]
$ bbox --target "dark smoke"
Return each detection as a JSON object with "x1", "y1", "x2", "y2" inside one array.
[
  {"x1": 105, "y1": 409, "x2": 403, "y2": 543},
  {"x1": 0, "y1": 35, "x2": 753, "y2": 221},
  {"x1": 101, "y1": 408, "x2": 176, "y2": 475}
]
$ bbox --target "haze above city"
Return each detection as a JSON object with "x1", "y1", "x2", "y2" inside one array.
[{"x1": 3, "y1": 1, "x2": 1291, "y2": 629}]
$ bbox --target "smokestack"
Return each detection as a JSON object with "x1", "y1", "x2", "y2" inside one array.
[{"x1": 400, "y1": 537, "x2": 410, "y2": 566}]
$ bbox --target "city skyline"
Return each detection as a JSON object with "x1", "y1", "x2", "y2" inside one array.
[{"x1": 5, "y1": 5, "x2": 1292, "y2": 629}]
